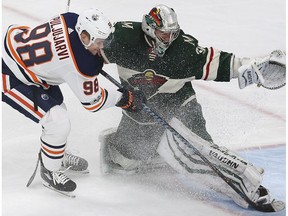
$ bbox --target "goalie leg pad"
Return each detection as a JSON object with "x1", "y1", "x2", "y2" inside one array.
[{"x1": 157, "y1": 117, "x2": 263, "y2": 208}]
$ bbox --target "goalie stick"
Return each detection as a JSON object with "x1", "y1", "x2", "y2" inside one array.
[{"x1": 99, "y1": 69, "x2": 285, "y2": 212}]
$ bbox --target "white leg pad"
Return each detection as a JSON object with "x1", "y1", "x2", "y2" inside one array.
[{"x1": 157, "y1": 117, "x2": 263, "y2": 208}]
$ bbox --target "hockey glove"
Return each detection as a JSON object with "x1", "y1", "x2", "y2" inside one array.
[
  {"x1": 238, "y1": 50, "x2": 286, "y2": 89},
  {"x1": 116, "y1": 87, "x2": 147, "y2": 112}
]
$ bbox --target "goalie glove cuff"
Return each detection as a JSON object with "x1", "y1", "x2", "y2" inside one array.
[
  {"x1": 238, "y1": 56, "x2": 271, "y2": 89},
  {"x1": 238, "y1": 63, "x2": 261, "y2": 89}
]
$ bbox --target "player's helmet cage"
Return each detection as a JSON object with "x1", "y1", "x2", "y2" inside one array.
[
  {"x1": 142, "y1": 4, "x2": 180, "y2": 57},
  {"x1": 76, "y1": 8, "x2": 113, "y2": 49}
]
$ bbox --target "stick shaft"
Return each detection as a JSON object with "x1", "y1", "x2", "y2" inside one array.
[{"x1": 66, "y1": 0, "x2": 71, "y2": 12}]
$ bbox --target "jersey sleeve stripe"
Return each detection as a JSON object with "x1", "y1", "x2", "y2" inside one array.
[
  {"x1": 203, "y1": 47, "x2": 214, "y2": 80},
  {"x1": 82, "y1": 88, "x2": 108, "y2": 112},
  {"x1": 2, "y1": 74, "x2": 9, "y2": 92}
]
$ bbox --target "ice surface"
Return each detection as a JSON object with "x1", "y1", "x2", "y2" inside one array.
[{"x1": 2, "y1": 0, "x2": 286, "y2": 215}]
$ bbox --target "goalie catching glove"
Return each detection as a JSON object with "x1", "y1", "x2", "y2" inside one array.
[
  {"x1": 116, "y1": 87, "x2": 147, "y2": 112},
  {"x1": 237, "y1": 50, "x2": 286, "y2": 89}
]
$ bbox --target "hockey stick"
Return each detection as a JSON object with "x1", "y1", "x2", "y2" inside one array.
[
  {"x1": 26, "y1": 151, "x2": 41, "y2": 187},
  {"x1": 66, "y1": 0, "x2": 71, "y2": 12},
  {"x1": 99, "y1": 69, "x2": 281, "y2": 212}
]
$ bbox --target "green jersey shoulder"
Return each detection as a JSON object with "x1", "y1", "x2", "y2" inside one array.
[{"x1": 104, "y1": 21, "x2": 233, "y2": 81}]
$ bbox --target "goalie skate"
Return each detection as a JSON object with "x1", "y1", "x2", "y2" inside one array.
[
  {"x1": 251, "y1": 185, "x2": 285, "y2": 212},
  {"x1": 253, "y1": 199, "x2": 285, "y2": 212},
  {"x1": 265, "y1": 200, "x2": 285, "y2": 212}
]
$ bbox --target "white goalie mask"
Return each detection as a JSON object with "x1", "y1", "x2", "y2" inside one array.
[
  {"x1": 76, "y1": 8, "x2": 113, "y2": 49},
  {"x1": 142, "y1": 4, "x2": 180, "y2": 57}
]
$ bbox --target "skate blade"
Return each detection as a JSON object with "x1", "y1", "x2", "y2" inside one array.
[
  {"x1": 63, "y1": 169, "x2": 90, "y2": 175},
  {"x1": 42, "y1": 181, "x2": 76, "y2": 198}
]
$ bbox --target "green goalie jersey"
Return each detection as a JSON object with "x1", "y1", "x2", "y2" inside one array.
[{"x1": 102, "y1": 21, "x2": 235, "y2": 122}]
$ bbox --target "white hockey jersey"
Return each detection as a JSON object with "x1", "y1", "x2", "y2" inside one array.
[{"x1": 3, "y1": 13, "x2": 121, "y2": 112}]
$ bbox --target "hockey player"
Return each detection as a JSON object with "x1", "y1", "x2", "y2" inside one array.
[
  {"x1": 99, "y1": 4, "x2": 285, "y2": 211},
  {"x1": 2, "y1": 8, "x2": 145, "y2": 195}
]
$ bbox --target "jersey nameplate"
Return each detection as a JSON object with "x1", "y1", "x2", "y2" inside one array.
[{"x1": 49, "y1": 16, "x2": 70, "y2": 61}]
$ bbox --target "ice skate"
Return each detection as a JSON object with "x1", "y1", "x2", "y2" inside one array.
[
  {"x1": 40, "y1": 154, "x2": 76, "y2": 197},
  {"x1": 252, "y1": 185, "x2": 285, "y2": 212},
  {"x1": 61, "y1": 151, "x2": 89, "y2": 174}
]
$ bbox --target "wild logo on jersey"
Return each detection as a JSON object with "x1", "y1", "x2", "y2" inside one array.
[{"x1": 128, "y1": 69, "x2": 167, "y2": 96}]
